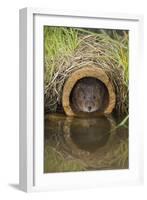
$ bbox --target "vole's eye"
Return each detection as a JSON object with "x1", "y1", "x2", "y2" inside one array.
[{"x1": 93, "y1": 95, "x2": 96, "y2": 99}]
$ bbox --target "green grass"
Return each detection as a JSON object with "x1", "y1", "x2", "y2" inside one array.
[
  {"x1": 44, "y1": 27, "x2": 79, "y2": 83},
  {"x1": 117, "y1": 115, "x2": 129, "y2": 128},
  {"x1": 44, "y1": 27, "x2": 129, "y2": 85},
  {"x1": 44, "y1": 27, "x2": 79, "y2": 57},
  {"x1": 44, "y1": 26, "x2": 129, "y2": 115}
]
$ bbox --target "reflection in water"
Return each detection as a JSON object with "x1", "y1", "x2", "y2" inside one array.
[
  {"x1": 44, "y1": 114, "x2": 128, "y2": 173},
  {"x1": 70, "y1": 117, "x2": 111, "y2": 152}
]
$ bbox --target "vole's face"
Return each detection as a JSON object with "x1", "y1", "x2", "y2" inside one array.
[{"x1": 74, "y1": 83, "x2": 103, "y2": 113}]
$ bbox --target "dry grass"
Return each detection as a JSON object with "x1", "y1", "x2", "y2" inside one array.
[{"x1": 44, "y1": 27, "x2": 129, "y2": 115}]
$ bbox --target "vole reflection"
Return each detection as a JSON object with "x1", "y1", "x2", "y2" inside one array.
[{"x1": 69, "y1": 117, "x2": 111, "y2": 153}]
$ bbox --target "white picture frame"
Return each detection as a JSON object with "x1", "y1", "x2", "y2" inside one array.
[{"x1": 19, "y1": 7, "x2": 144, "y2": 192}]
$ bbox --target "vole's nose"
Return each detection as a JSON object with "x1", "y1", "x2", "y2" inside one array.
[{"x1": 88, "y1": 106, "x2": 91, "y2": 111}]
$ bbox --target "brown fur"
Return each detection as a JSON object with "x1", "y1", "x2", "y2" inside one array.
[{"x1": 71, "y1": 77, "x2": 107, "y2": 113}]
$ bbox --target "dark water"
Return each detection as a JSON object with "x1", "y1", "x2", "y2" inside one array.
[{"x1": 44, "y1": 114, "x2": 128, "y2": 173}]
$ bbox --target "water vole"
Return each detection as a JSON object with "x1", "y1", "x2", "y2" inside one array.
[{"x1": 71, "y1": 77, "x2": 107, "y2": 113}]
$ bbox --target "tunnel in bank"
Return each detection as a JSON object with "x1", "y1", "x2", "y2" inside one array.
[{"x1": 62, "y1": 66, "x2": 116, "y2": 116}]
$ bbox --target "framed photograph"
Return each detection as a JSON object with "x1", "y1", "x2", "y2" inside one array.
[{"x1": 19, "y1": 8, "x2": 144, "y2": 192}]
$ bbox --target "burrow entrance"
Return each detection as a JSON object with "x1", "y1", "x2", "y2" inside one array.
[
  {"x1": 62, "y1": 66, "x2": 116, "y2": 116},
  {"x1": 70, "y1": 77, "x2": 109, "y2": 114}
]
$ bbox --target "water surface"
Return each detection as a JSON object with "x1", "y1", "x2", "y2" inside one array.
[{"x1": 44, "y1": 113, "x2": 128, "y2": 173}]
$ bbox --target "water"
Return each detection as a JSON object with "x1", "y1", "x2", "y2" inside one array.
[{"x1": 44, "y1": 113, "x2": 128, "y2": 173}]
